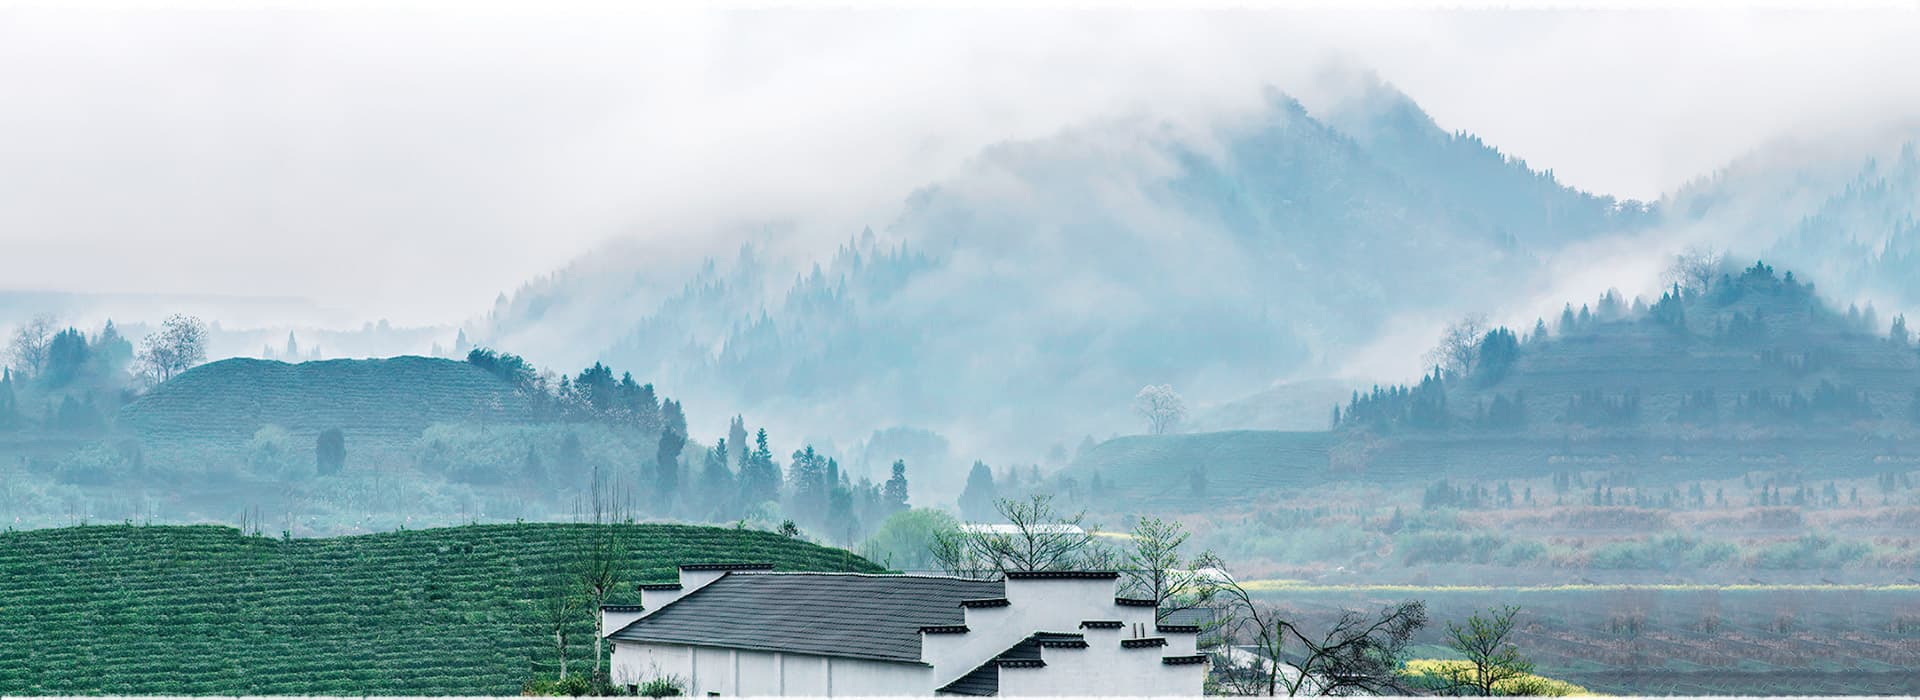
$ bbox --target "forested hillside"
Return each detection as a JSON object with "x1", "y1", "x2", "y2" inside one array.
[
  {"x1": 0, "y1": 523, "x2": 879, "y2": 695},
  {"x1": 1335, "y1": 261, "x2": 1920, "y2": 441},
  {"x1": 478, "y1": 82, "x2": 1656, "y2": 469},
  {"x1": 1067, "y1": 263, "x2": 1920, "y2": 500}
]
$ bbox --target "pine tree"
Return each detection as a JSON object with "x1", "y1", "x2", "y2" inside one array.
[
  {"x1": 0, "y1": 368, "x2": 17, "y2": 429},
  {"x1": 738, "y1": 428, "x2": 781, "y2": 508},
  {"x1": 789, "y1": 445, "x2": 829, "y2": 522},
  {"x1": 958, "y1": 461, "x2": 997, "y2": 522},
  {"x1": 728, "y1": 415, "x2": 748, "y2": 466},
  {"x1": 702, "y1": 439, "x2": 735, "y2": 518},
  {"x1": 656, "y1": 426, "x2": 687, "y2": 512},
  {"x1": 882, "y1": 459, "x2": 910, "y2": 513}
]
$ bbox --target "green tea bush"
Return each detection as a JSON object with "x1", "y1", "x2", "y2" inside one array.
[{"x1": 0, "y1": 522, "x2": 880, "y2": 695}]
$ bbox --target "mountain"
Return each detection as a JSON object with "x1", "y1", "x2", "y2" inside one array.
[
  {"x1": 117, "y1": 356, "x2": 533, "y2": 443},
  {"x1": 0, "y1": 523, "x2": 878, "y2": 695},
  {"x1": 477, "y1": 83, "x2": 1655, "y2": 469}
]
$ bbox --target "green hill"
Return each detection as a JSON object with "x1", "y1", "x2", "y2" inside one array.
[
  {"x1": 1339, "y1": 262, "x2": 1920, "y2": 441},
  {"x1": 0, "y1": 522, "x2": 880, "y2": 695},
  {"x1": 116, "y1": 356, "x2": 534, "y2": 442},
  {"x1": 1072, "y1": 264, "x2": 1920, "y2": 497}
]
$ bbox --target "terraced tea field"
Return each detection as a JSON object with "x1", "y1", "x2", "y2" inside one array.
[
  {"x1": 116, "y1": 356, "x2": 533, "y2": 443},
  {"x1": 0, "y1": 522, "x2": 881, "y2": 695}
]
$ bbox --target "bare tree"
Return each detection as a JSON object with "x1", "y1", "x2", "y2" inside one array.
[
  {"x1": 1122, "y1": 516, "x2": 1223, "y2": 622},
  {"x1": 1440, "y1": 605, "x2": 1533, "y2": 696},
  {"x1": 580, "y1": 470, "x2": 630, "y2": 682},
  {"x1": 931, "y1": 494, "x2": 1113, "y2": 577},
  {"x1": 6, "y1": 314, "x2": 57, "y2": 379},
  {"x1": 534, "y1": 577, "x2": 585, "y2": 682},
  {"x1": 1215, "y1": 576, "x2": 1427, "y2": 696},
  {"x1": 1424, "y1": 313, "x2": 1488, "y2": 378},
  {"x1": 1665, "y1": 246, "x2": 1723, "y2": 294},
  {"x1": 135, "y1": 314, "x2": 209, "y2": 385},
  {"x1": 1134, "y1": 384, "x2": 1187, "y2": 435}
]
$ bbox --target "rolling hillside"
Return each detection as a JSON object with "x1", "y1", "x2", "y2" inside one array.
[
  {"x1": 1070, "y1": 264, "x2": 1920, "y2": 497},
  {"x1": 116, "y1": 356, "x2": 533, "y2": 442},
  {"x1": 0, "y1": 523, "x2": 880, "y2": 695},
  {"x1": 1340, "y1": 262, "x2": 1920, "y2": 441}
]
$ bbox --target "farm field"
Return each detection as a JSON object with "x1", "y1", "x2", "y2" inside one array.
[
  {"x1": 0, "y1": 522, "x2": 881, "y2": 695},
  {"x1": 1257, "y1": 583, "x2": 1920, "y2": 695}
]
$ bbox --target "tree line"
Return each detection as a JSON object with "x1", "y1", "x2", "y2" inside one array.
[{"x1": 1, "y1": 313, "x2": 208, "y2": 433}]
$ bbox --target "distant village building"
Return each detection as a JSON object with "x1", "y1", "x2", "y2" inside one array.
[{"x1": 602, "y1": 563, "x2": 1206, "y2": 697}]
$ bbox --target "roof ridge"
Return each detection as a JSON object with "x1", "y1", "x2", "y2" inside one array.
[{"x1": 733, "y1": 571, "x2": 1000, "y2": 583}]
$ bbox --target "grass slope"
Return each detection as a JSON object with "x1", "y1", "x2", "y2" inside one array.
[
  {"x1": 0, "y1": 522, "x2": 881, "y2": 695},
  {"x1": 116, "y1": 356, "x2": 532, "y2": 442}
]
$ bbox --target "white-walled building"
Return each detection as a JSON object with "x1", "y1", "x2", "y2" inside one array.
[{"x1": 602, "y1": 563, "x2": 1207, "y2": 697}]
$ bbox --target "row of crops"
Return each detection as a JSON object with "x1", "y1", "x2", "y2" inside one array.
[
  {"x1": 0, "y1": 522, "x2": 881, "y2": 695},
  {"x1": 115, "y1": 356, "x2": 533, "y2": 442}
]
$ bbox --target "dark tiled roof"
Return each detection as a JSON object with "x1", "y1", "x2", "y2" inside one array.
[
  {"x1": 1115, "y1": 597, "x2": 1157, "y2": 607},
  {"x1": 1079, "y1": 620, "x2": 1124, "y2": 629},
  {"x1": 960, "y1": 597, "x2": 1011, "y2": 608},
  {"x1": 1162, "y1": 654, "x2": 1208, "y2": 665},
  {"x1": 678, "y1": 562, "x2": 774, "y2": 572},
  {"x1": 599, "y1": 604, "x2": 645, "y2": 613},
  {"x1": 936, "y1": 633, "x2": 1084, "y2": 696},
  {"x1": 606, "y1": 572, "x2": 1002, "y2": 664},
  {"x1": 920, "y1": 625, "x2": 969, "y2": 634},
  {"x1": 1156, "y1": 624, "x2": 1201, "y2": 634},
  {"x1": 1121, "y1": 637, "x2": 1168, "y2": 648},
  {"x1": 637, "y1": 583, "x2": 683, "y2": 591},
  {"x1": 1003, "y1": 570, "x2": 1119, "y2": 580}
]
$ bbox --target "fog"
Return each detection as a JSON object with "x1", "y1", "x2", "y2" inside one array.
[{"x1": 8, "y1": 7, "x2": 1920, "y2": 326}]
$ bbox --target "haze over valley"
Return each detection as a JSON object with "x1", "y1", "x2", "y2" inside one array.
[{"x1": 7, "y1": 8, "x2": 1920, "y2": 696}]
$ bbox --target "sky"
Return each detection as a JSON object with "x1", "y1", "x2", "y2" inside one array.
[{"x1": 4, "y1": 6, "x2": 1920, "y2": 325}]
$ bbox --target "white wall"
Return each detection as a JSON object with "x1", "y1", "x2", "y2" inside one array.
[
  {"x1": 609, "y1": 642, "x2": 934, "y2": 697},
  {"x1": 638, "y1": 586, "x2": 685, "y2": 612},
  {"x1": 637, "y1": 566, "x2": 748, "y2": 615},
  {"x1": 995, "y1": 639, "x2": 1206, "y2": 697},
  {"x1": 600, "y1": 607, "x2": 645, "y2": 637}
]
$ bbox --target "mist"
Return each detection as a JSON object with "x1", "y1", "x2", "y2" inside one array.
[{"x1": 6, "y1": 7, "x2": 1920, "y2": 328}]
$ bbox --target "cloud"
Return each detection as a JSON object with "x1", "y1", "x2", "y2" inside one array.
[{"x1": 4, "y1": 7, "x2": 1920, "y2": 326}]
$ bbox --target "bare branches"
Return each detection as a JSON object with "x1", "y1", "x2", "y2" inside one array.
[
  {"x1": 1665, "y1": 246, "x2": 1724, "y2": 294},
  {"x1": 5, "y1": 314, "x2": 57, "y2": 379},
  {"x1": 579, "y1": 473, "x2": 631, "y2": 682},
  {"x1": 1425, "y1": 313, "x2": 1489, "y2": 378},
  {"x1": 533, "y1": 576, "x2": 585, "y2": 681},
  {"x1": 1134, "y1": 384, "x2": 1187, "y2": 435},
  {"x1": 1122, "y1": 516, "x2": 1223, "y2": 622},
  {"x1": 135, "y1": 314, "x2": 208, "y2": 386},
  {"x1": 930, "y1": 494, "x2": 1111, "y2": 577},
  {"x1": 1213, "y1": 575, "x2": 1427, "y2": 696}
]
